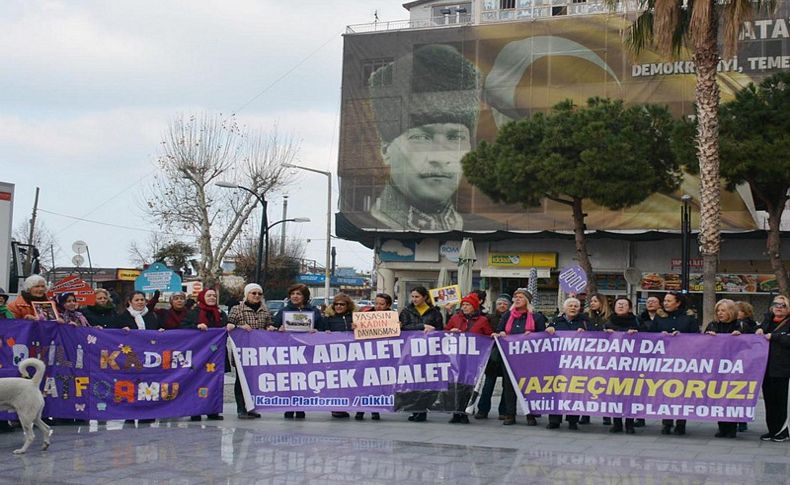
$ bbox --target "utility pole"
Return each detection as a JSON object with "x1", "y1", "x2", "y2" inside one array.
[
  {"x1": 24, "y1": 187, "x2": 40, "y2": 276},
  {"x1": 280, "y1": 195, "x2": 288, "y2": 255}
]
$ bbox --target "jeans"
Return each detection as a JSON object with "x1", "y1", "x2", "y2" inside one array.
[{"x1": 476, "y1": 374, "x2": 506, "y2": 416}]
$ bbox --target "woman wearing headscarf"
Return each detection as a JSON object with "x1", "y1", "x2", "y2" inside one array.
[
  {"x1": 273, "y1": 284, "x2": 324, "y2": 420},
  {"x1": 113, "y1": 291, "x2": 161, "y2": 330},
  {"x1": 475, "y1": 294, "x2": 511, "y2": 421},
  {"x1": 650, "y1": 291, "x2": 698, "y2": 435},
  {"x1": 82, "y1": 289, "x2": 118, "y2": 328},
  {"x1": 445, "y1": 292, "x2": 493, "y2": 424},
  {"x1": 604, "y1": 296, "x2": 643, "y2": 434},
  {"x1": 704, "y1": 298, "x2": 750, "y2": 439},
  {"x1": 320, "y1": 293, "x2": 357, "y2": 419},
  {"x1": 545, "y1": 297, "x2": 588, "y2": 430},
  {"x1": 756, "y1": 294, "x2": 790, "y2": 442},
  {"x1": 147, "y1": 290, "x2": 190, "y2": 330},
  {"x1": 182, "y1": 288, "x2": 229, "y2": 422},
  {"x1": 56, "y1": 292, "x2": 90, "y2": 326},
  {"x1": 227, "y1": 283, "x2": 273, "y2": 420},
  {"x1": 496, "y1": 288, "x2": 547, "y2": 426},
  {"x1": 399, "y1": 285, "x2": 444, "y2": 423},
  {"x1": 9, "y1": 275, "x2": 50, "y2": 320}
]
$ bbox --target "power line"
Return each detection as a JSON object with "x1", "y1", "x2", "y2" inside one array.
[{"x1": 40, "y1": 208, "x2": 197, "y2": 239}]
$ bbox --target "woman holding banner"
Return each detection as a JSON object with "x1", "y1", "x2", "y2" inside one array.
[
  {"x1": 114, "y1": 291, "x2": 161, "y2": 330},
  {"x1": 56, "y1": 292, "x2": 90, "y2": 326},
  {"x1": 355, "y1": 293, "x2": 393, "y2": 421},
  {"x1": 227, "y1": 283, "x2": 272, "y2": 420},
  {"x1": 445, "y1": 292, "x2": 493, "y2": 424},
  {"x1": 580, "y1": 293, "x2": 610, "y2": 425},
  {"x1": 651, "y1": 291, "x2": 699, "y2": 436},
  {"x1": 399, "y1": 286, "x2": 444, "y2": 423},
  {"x1": 604, "y1": 297, "x2": 643, "y2": 434},
  {"x1": 496, "y1": 288, "x2": 547, "y2": 426},
  {"x1": 273, "y1": 284, "x2": 324, "y2": 420},
  {"x1": 183, "y1": 288, "x2": 229, "y2": 422},
  {"x1": 321, "y1": 293, "x2": 357, "y2": 419},
  {"x1": 545, "y1": 297, "x2": 588, "y2": 430},
  {"x1": 8, "y1": 275, "x2": 50, "y2": 320},
  {"x1": 83, "y1": 289, "x2": 118, "y2": 328},
  {"x1": 474, "y1": 294, "x2": 511, "y2": 421},
  {"x1": 757, "y1": 294, "x2": 790, "y2": 442},
  {"x1": 705, "y1": 299, "x2": 750, "y2": 438}
]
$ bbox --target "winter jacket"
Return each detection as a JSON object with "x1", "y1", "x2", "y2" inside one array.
[
  {"x1": 738, "y1": 317, "x2": 758, "y2": 334},
  {"x1": 227, "y1": 302, "x2": 273, "y2": 329},
  {"x1": 639, "y1": 310, "x2": 659, "y2": 325},
  {"x1": 585, "y1": 310, "x2": 608, "y2": 331},
  {"x1": 113, "y1": 309, "x2": 161, "y2": 330},
  {"x1": 320, "y1": 312, "x2": 354, "y2": 332},
  {"x1": 0, "y1": 305, "x2": 14, "y2": 319},
  {"x1": 763, "y1": 316, "x2": 790, "y2": 378},
  {"x1": 549, "y1": 313, "x2": 589, "y2": 332},
  {"x1": 273, "y1": 302, "x2": 324, "y2": 331},
  {"x1": 605, "y1": 314, "x2": 644, "y2": 332},
  {"x1": 649, "y1": 309, "x2": 699, "y2": 334},
  {"x1": 705, "y1": 319, "x2": 752, "y2": 334},
  {"x1": 8, "y1": 295, "x2": 37, "y2": 319},
  {"x1": 182, "y1": 308, "x2": 228, "y2": 329},
  {"x1": 399, "y1": 304, "x2": 444, "y2": 331},
  {"x1": 147, "y1": 293, "x2": 189, "y2": 330},
  {"x1": 445, "y1": 311, "x2": 494, "y2": 336},
  {"x1": 82, "y1": 305, "x2": 117, "y2": 328},
  {"x1": 496, "y1": 310, "x2": 547, "y2": 334}
]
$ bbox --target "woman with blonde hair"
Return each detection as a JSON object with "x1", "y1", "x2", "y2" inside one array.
[
  {"x1": 705, "y1": 298, "x2": 749, "y2": 438},
  {"x1": 757, "y1": 294, "x2": 790, "y2": 442}
]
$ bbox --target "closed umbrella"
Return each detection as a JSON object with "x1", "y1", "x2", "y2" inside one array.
[
  {"x1": 528, "y1": 267, "x2": 539, "y2": 308},
  {"x1": 436, "y1": 267, "x2": 450, "y2": 289},
  {"x1": 457, "y1": 238, "x2": 476, "y2": 297}
]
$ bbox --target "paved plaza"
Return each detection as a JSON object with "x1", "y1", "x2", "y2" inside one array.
[{"x1": 2, "y1": 394, "x2": 790, "y2": 485}]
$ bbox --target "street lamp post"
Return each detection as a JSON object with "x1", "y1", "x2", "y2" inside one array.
[
  {"x1": 264, "y1": 217, "x2": 310, "y2": 287},
  {"x1": 216, "y1": 181, "x2": 267, "y2": 286},
  {"x1": 681, "y1": 195, "x2": 692, "y2": 293},
  {"x1": 283, "y1": 164, "x2": 332, "y2": 303}
]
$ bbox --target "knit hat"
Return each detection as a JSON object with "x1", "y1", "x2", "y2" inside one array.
[
  {"x1": 461, "y1": 292, "x2": 480, "y2": 311},
  {"x1": 0, "y1": 287, "x2": 8, "y2": 302},
  {"x1": 513, "y1": 288, "x2": 532, "y2": 302},
  {"x1": 244, "y1": 283, "x2": 263, "y2": 299},
  {"x1": 495, "y1": 293, "x2": 512, "y2": 306},
  {"x1": 56, "y1": 292, "x2": 75, "y2": 308}
]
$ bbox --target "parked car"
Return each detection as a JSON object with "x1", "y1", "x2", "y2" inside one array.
[
  {"x1": 265, "y1": 300, "x2": 285, "y2": 313},
  {"x1": 355, "y1": 299, "x2": 373, "y2": 308}
]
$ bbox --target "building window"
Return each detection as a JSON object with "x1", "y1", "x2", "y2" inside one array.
[
  {"x1": 363, "y1": 58, "x2": 393, "y2": 87},
  {"x1": 431, "y1": 3, "x2": 472, "y2": 24},
  {"x1": 501, "y1": 0, "x2": 516, "y2": 9}
]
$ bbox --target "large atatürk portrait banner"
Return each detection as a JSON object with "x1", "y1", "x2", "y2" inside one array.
[{"x1": 338, "y1": 5, "x2": 790, "y2": 235}]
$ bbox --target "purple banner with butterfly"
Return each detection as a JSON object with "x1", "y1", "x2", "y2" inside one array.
[{"x1": 0, "y1": 320, "x2": 225, "y2": 420}]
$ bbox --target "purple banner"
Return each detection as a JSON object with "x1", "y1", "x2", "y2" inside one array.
[
  {"x1": 498, "y1": 331, "x2": 768, "y2": 421},
  {"x1": 229, "y1": 330, "x2": 493, "y2": 413},
  {"x1": 0, "y1": 320, "x2": 225, "y2": 420}
]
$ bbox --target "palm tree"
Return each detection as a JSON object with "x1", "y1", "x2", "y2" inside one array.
[{"x1": 610, "y1": 0, "x2": 774, "y2": 323}]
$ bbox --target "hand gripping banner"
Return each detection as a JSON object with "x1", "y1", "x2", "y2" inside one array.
[
  {"x1": 0, "y1": 320, "x2": 226, "y2": 420},
  {"x1": 229, "y1": 330, "x2": 493, "y2": 413},
  {"x1": 497, "y1": 332, "x2": 769, "y2": 421}
]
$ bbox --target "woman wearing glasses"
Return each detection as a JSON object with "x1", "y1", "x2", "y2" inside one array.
[
  {"x1": 320, "y1": 293, "x2": 358, "y2": 419},
  {"x1": 227, "y1": 283, "x2": 274, "y2": 420},
  {"x1": 756, "y1": 295, "x2": 790, "y2": 442}
]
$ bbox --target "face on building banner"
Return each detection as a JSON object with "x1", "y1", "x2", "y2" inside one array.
[
  {"x1": 229, "y1": 330, "x2": 493, "y2": 413},
  {"x1": 497, "y1": 332, "x2": 768, "y2": 421},
  {"x1": 337, "y1": 5, "x2": 790, "y2": 236},
  {"x1": 0, "y1": 320, "x2": 225, "y2": 420}
]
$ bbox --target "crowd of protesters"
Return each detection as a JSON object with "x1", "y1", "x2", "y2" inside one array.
[{"x1": 1, "y1": 274, "x2": 789, "y2": 442}]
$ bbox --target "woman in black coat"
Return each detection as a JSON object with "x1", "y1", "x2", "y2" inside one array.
[
  {"x1": 114, "y1": 291, "x2": 160, "y2": 330},
  {"x1": 320, "y1": 293, "x2": 357, "y2": 419},
  {"x1": 704, "y1": 299, "x2": 751, "y2": 438},
  {"x1": 756, "y1": 295, "x2": 790, "y2": 442},
  {"x1": 650, "y1": 292, "x2": 698, "y2": 435},
  {"x1": 496, "y1": 288, "x2": 547, "y2": 426},
  {"x1": 545, "y1": 297, "x2": 588, "y2": 430},
  {"x1": 399, "y1": 286, "x2": 444, "y2": 423},
  {"x1": 82, "y1": 288, "x2": 118, "y2": 328},
  {"x1": 604, "y1": 297, "x2": 644, "y2": 434}
]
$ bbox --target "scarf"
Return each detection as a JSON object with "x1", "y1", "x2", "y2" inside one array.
[
  {"x1": 197, "y1": 289, "x2": 221, "y2": 326},
  {"x1": 21, "y1": 290, "x2": 49, "y2": 303},
  {"x1": 415, "y1": 301, "x2": 430, "y2": 316},
  {"x1": 505, "y1": 308, "x2": 534, "y2": 334},
  {"x1": 61, "y1": 309, "x2": 89, "y2": 327},
  {"x1": 88, "y1": 303, "x2": 116, "y2": 315},
  {"x1": 244, "y1": 301, "x2": 262, "y2": 311},
  {"x1": 127, "y1": 306, "x2": 149, "y2": 330}
]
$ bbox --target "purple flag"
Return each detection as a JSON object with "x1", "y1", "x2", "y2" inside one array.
[
  {"x1": 498, "y1": 331, "x2": 768, "y2": 421},
  {"x1": 0, "y1": 320, "x2": 225, "y2": 420},
  {"x1": 229, "y1": 330, "x2": 493, "y2": 413}
]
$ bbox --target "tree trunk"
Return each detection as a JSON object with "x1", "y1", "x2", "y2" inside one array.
[
  {"x1": 767, "y1": 203, "x2": 790, "y2": 296},
  {"x1": 571, "y1": 198, "x2": 597, "y2": 295},
  {"x1": 693, "y1": 18, "x2": 721, "y2": 325}
]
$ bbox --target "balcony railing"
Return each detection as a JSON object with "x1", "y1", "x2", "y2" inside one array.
[{"x1": 346, "y1": 14, "x2": 473, "y2": 34}]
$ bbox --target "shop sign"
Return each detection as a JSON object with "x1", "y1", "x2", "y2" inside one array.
[
  {"x1": 488, "y1": 252, "x2": 557, "y2": 268},
  {"x1": 640, "y1": 272, "x2": 779, "y2": 293}
]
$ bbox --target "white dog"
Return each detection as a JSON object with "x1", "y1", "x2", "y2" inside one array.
[{"x1": 0, "y1": 358, "x2": 52, "y2": 454}]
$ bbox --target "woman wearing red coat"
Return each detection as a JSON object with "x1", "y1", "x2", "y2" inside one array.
[{"x1": 445, "y1": 292, "x2": 493, "y2": 424}]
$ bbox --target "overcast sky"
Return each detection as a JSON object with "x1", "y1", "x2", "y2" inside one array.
[{"x1": 2, "y1": 0, "x2": 409, "y2": 274}]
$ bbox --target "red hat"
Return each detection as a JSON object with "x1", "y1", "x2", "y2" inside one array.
[{"x1": 461, "y1": 293, "x2": 480, "y2": 311}]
